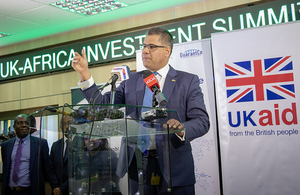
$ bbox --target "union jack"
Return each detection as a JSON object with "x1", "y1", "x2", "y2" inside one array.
[{"x1": 225, "y1": 56, "x2": 295, "y2": 103}]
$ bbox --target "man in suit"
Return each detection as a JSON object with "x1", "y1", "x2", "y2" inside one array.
[
  {"x1": 1, "y1": 114, "x2": 49, "y2": 195},
  {"x1": 48, "y1": 115, "x2": 70, "y2": 195},
  {"x1": 72, "y1": 27, "x2": 210, "y2": 195}
]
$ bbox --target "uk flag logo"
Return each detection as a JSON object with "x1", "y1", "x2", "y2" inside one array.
[{"x1": 225, "y1": 56, "x2": 295, "y2": 103}]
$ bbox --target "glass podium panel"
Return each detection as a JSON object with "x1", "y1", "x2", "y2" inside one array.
[{"x1": 30, "y1": 104, "x2": 185, "y2": 195}]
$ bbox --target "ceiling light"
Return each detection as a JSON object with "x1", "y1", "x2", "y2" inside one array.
[
  {"x1": 51, "y1": 0, "x2": 128, "y2": 16},
  {"x1": 0, "y1": 32, "x2": 10, "y2": 38}
]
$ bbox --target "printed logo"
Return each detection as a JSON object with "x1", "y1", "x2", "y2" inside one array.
[
  {"x1": 225, "y1": 56, "x2": 295, "y2": 103},
  {"x1": 180, "y1": 49, "x2": 202, "y2": 58},
  {"x1": 111, "y1": 65, "x2": 129, "y2": 80}
]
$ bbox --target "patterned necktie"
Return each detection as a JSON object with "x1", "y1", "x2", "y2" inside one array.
[
  {"x1": 138, "y1": 72, "x2": 158, "y2": 152},
  {"x1": 13, "y1": 139, "x2": 23, "y2": 183}
]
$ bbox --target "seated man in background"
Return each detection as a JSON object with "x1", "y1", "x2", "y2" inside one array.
[
  {"x1": 82, "y1": 137, "x2": 120, "y2": 194},
  {"x1": 70, "y1": 135, "x2": 121, "y2": 195}
]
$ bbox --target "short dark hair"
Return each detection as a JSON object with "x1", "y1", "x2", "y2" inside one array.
[
  {"x1": 146, "y1": 27, "x2": 173, "y2": 54},
  {"x1": 14, "y1": 114, "x2": 27, "y2": 126}
]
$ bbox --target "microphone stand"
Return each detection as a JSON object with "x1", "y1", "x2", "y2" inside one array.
[
  {"x1": 151, "y1": 93, "x2": 158, "y2": 126},
  {"x1": 107, "y1": 79, "x2": 121, "y2": 119},
  {"x1": 148, "y1": 93, "x2": 167, "y2": 121},
  {"x1": 110, "y1": 79, "x2": 117, "y2": 108},
  {"x1": 152, "y1": 93, "x2": 158, "y2": 108}
]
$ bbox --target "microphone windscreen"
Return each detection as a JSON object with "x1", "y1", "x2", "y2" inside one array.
[
  {"x1": 143, "y1": 70, "x2": 153, "y2": 79},
  {"x1": 143, "y1": 70, "x2": 160, "y2": 92},
  {"x1": 111, "y1": 74, "x2": 119, "y2": 82}
]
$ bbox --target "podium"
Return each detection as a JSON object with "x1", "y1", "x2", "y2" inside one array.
[{"x1": 31, "y1": 104, "x2": 184, "y2": 195}]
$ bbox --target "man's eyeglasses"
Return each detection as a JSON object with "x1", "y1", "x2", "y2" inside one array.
[{"x1": 140, "y1": 44, "x2": 167, "y2": 52}]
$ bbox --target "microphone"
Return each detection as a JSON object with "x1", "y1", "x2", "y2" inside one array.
[
  {"x1": 48, "y1": 108, "x2": 88, "y2": 120},
  {"x1": 109, "y1": 65, "x2": 130, "y2": 105},
  {"x1": 94, "y1": 108, "x2": 124, "y2": 120},
  {"x1": 103, "y1": 74, "x2": 119, "y2": 89},
  {"x1": 100, "y1": 65, "x2": 130, "y2": 89},
  {"x1": 90, "y1": 65, "x2": 130, "y2": 105},
  {"x1": 92, "y1": 65, "x2": 130, "y2": 94},
  {"x1": 143, "y1": 70, "x2": 160, "y2": 91},
  {"x1": 143, "y1": 70, "x2": 167, "y2": 107},
  {"x1": 48, "y1": 108, "x2": 72, "y2": 115},
  {"x1": 70, "y1": 109, "x2": 89, "y2": 119}
]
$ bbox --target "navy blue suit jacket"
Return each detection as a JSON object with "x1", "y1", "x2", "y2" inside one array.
[
  {"x1": 1, "y1": 136, "x2": 49, "y2": 195},
  {"x1": 48, "y1": 138, "x2": 69, "y2": 194},
  {"x1": 81, "y1": 65, "x2": 210, "y2": 187}
]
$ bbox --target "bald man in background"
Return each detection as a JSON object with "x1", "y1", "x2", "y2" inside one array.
[{"x1": 1, "y1": 114, "x2": 49, "y2": 195}]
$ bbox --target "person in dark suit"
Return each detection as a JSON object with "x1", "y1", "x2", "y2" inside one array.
[
  {"x1": 75, "y1": 137, "x2": 121, "y2": 193},
  {"x1": 1, "y1": 114, "x2": 49, "y2": 195},
  {"x1": 72, "y1": 27, "x2": 210, "y2": 195},
  {"x1": 48, "y1": 115, "x2": 71, "y2": 195}
]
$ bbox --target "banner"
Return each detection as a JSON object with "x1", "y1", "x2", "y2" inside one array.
[
  {"x1": 2, "y1": 0, "x2": 299, "y2": 82},
  {"x1": 212, "y1": 21, "x2": 300, "y2": 195},
  {"x1": 137, "y1": 39, "x2": 220, "y2": 195}
]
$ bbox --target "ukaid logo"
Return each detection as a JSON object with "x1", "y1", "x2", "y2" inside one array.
[
  {"x1": 180, "y1": 49, "x2": 202, "y2": 58},
  {"x1": 225, "y1": 56, "x2": 298, "y2": 129}
]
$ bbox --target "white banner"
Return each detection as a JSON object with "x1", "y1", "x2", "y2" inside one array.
[
  {"x1": 137, "y1": 39, "x2": 220, "y2": 195},
  {"x1": 212, "y1": 21, "x2": 300, "y2": 195}
]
